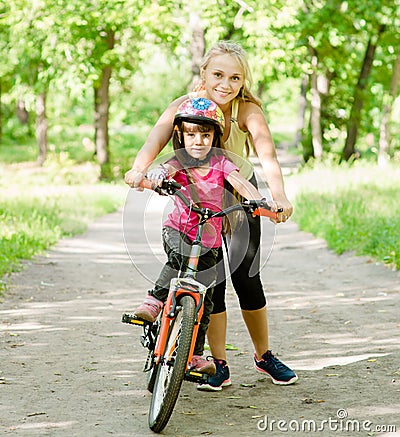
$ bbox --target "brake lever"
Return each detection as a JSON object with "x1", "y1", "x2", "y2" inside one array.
[{"x1": 154, "y1": 179, "x2": 184, "y2": 196}]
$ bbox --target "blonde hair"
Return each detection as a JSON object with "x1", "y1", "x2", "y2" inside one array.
[{"x1": 194, "y1": 41, "x2": 262, "y2": 108}]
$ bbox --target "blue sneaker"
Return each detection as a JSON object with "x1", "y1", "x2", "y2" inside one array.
[
  {"x1": 254, "y1": 351, "x2": 298, "y2": 385},
  {"x1": 197, "y1": 359, "x2": 232, "y2": 391}
]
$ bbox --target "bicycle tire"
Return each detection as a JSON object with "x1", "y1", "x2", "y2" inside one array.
[{"x1": 148, "y1": 295, "x2": 196, "y2": 433}]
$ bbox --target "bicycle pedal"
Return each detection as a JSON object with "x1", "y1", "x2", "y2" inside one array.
[
  {"x1": 121, "y1": 313, "x2": 152, "y2": 326},
  {"x1": 184, "y1": 370, "x2": 210, "y2": 384}
]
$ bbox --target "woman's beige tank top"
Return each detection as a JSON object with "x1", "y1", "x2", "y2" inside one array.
[{"x1": 224, "y1": 99, "x2": 253, "y2": 180}]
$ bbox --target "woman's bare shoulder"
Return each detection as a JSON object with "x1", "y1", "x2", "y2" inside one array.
[
  {"x1": 237, "y1": 100, "x2": 264, "y2": 129},
  {"x1": 238, "y1": 99, "x2": 263, "y2": 114},
  {"x1": 158, "y1": 95, "x2": 189, "y2": 120},
  {"x1": 169, "y1": 94, "x2": 190, "y2": 108}
]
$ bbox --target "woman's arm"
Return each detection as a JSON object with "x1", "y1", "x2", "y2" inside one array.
[
  {"x1": 124, "y1": 95, "x2": 188, "y2": 188},
  {"x1": 239, "y1": 102, "x2": 293, "y2": 220}
]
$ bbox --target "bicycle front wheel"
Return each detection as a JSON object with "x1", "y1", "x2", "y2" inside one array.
[{"x1": 148, "y1": 295, "x2": 196, "y2": 433}]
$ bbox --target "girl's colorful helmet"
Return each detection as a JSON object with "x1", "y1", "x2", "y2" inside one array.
[{"x1": 174, "y1": 98, "x2": 225, "y2": 134}]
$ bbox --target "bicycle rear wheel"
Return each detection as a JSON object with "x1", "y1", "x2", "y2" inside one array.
[{"x1": 148, "y1": 295, "x2": 196, "y2": 433}]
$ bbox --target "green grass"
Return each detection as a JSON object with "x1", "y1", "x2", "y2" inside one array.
[
  {"x1": 0, "y1": 139, "x2": 39, "y2": 163},
  {"x1": 0, "y1": 159, "x2": 126, "y2": 291},
  {"x1": 289, "y1": 162, "x2": 400, "y2": 270},
  {"x1": 0, "y1": 122, "x2": 173, "y2": 292}
]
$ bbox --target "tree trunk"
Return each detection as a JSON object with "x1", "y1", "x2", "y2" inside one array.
[
  {"x1": 188, "y1": 12, "x2": 205, "y2": 91},
  {"x1": 94, "y1": 66, "x2": 111, "y2": 165},
  {"x1": 294, "y1": 75, "x2": 309, "y2": 149},
  {"x1": 378, "y1": 46, "x2": 400, "y2": 167},
  {"x1": 309, "y1": 44, "x2": 323, "y2": 159},
  {"x1": 341, "y1": 26, "x2": 385, "y2": 162},
  {"x1": 94, "y1": 29, "x2": 114, "y2": 179},
  {"x1": 36, "y1": 92, "x2": 47, "y2": 166},
  {"x1": 17, "y1": 99, "x2": 29, "y2": 124}
]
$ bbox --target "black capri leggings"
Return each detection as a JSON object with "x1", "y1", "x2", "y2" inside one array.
[{"x1": 212, "y1": 173, "x2": 267, "y2": 313}]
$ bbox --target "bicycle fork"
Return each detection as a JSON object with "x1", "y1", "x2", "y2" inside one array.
[{"x1": 154, "y1": 277, "x2": 206, "y2": 367}]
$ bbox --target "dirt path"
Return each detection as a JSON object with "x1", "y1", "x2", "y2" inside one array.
[{"x1": 1, "y1": 185, "x2": 400, "y2": 436}]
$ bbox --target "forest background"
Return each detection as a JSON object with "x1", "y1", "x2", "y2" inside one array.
[{"x1": 0, "y1": 0, "x2": 399, "y2": 290}]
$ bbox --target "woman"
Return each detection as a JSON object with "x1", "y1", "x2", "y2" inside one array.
[
  {"x1": 132, "y1": 97, "x2": 270, "y2": 377},
  {"x1": 125, "y1": 41, "x2": 298, "y2": 391}
]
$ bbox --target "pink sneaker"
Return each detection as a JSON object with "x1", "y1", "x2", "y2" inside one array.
[
  {"x1": 189, "y1": 355, "x2": 216, "y2": 376},
  {"x1": 133, "y1": 295, "x2": 163, "y2": 323}
]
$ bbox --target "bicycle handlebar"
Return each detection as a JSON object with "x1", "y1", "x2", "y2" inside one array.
[
  {"x1": 140, "y1": 178, "x2": 183, "y2": 193},
  {"x1": 140, "y1": 179, "x2": 156, "y2": 191},
  {"x1": 138, "y1": 178, "x2": 281, "y2": 221}
]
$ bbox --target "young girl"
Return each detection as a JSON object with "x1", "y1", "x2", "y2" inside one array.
[
  {"x1": 125, "y1": 41, "x2": 298, "y2": 389},
  {"x1": 132, "y1": 97, "x2": 271, "y2": 376}
]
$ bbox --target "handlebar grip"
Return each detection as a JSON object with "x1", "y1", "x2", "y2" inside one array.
[
  {"x1": 252, "y1": 207, "x2": 279, "y2": 220},
  {"x1": 139, "y1": 179, "x2": 156, "y2": 190}
]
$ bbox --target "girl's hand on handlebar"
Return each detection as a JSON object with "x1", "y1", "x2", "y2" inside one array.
[
  {"x1": 261, "y1": 198, "x2": 278, "y2": 212},
  {"x1": 145, "y1": 165, "x2": 169, "y2": 187},
  {"x1": 253, "y1": 198, "x2": 281, "y2": 222}
]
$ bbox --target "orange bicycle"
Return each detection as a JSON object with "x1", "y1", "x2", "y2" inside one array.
[{"x1": 122, "y1": 178, "x2": 280, "y2": 433}]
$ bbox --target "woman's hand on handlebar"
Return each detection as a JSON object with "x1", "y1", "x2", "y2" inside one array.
[
  {"x1": 125, "y1": 168, "x2": 146, "y2": 191},
  {"x1": 246, "y1": 198, "x2": 292, "y2": 223},
  {"x1": 272, "y1": 197, "x2": 293, "y2": 224}
]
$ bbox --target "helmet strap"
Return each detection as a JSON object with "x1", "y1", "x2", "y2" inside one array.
[{"x1": 177, "y1": 149, "x2": 213, "y2": 168}]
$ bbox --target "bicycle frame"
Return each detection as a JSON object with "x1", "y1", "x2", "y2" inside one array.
[{"x1": 153, "y1": 200, "x2": 211, "y2": 371}]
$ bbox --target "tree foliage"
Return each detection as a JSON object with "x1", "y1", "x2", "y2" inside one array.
[{"x1": 0, "y1": 0, "x2": 399, "y2": 170}]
